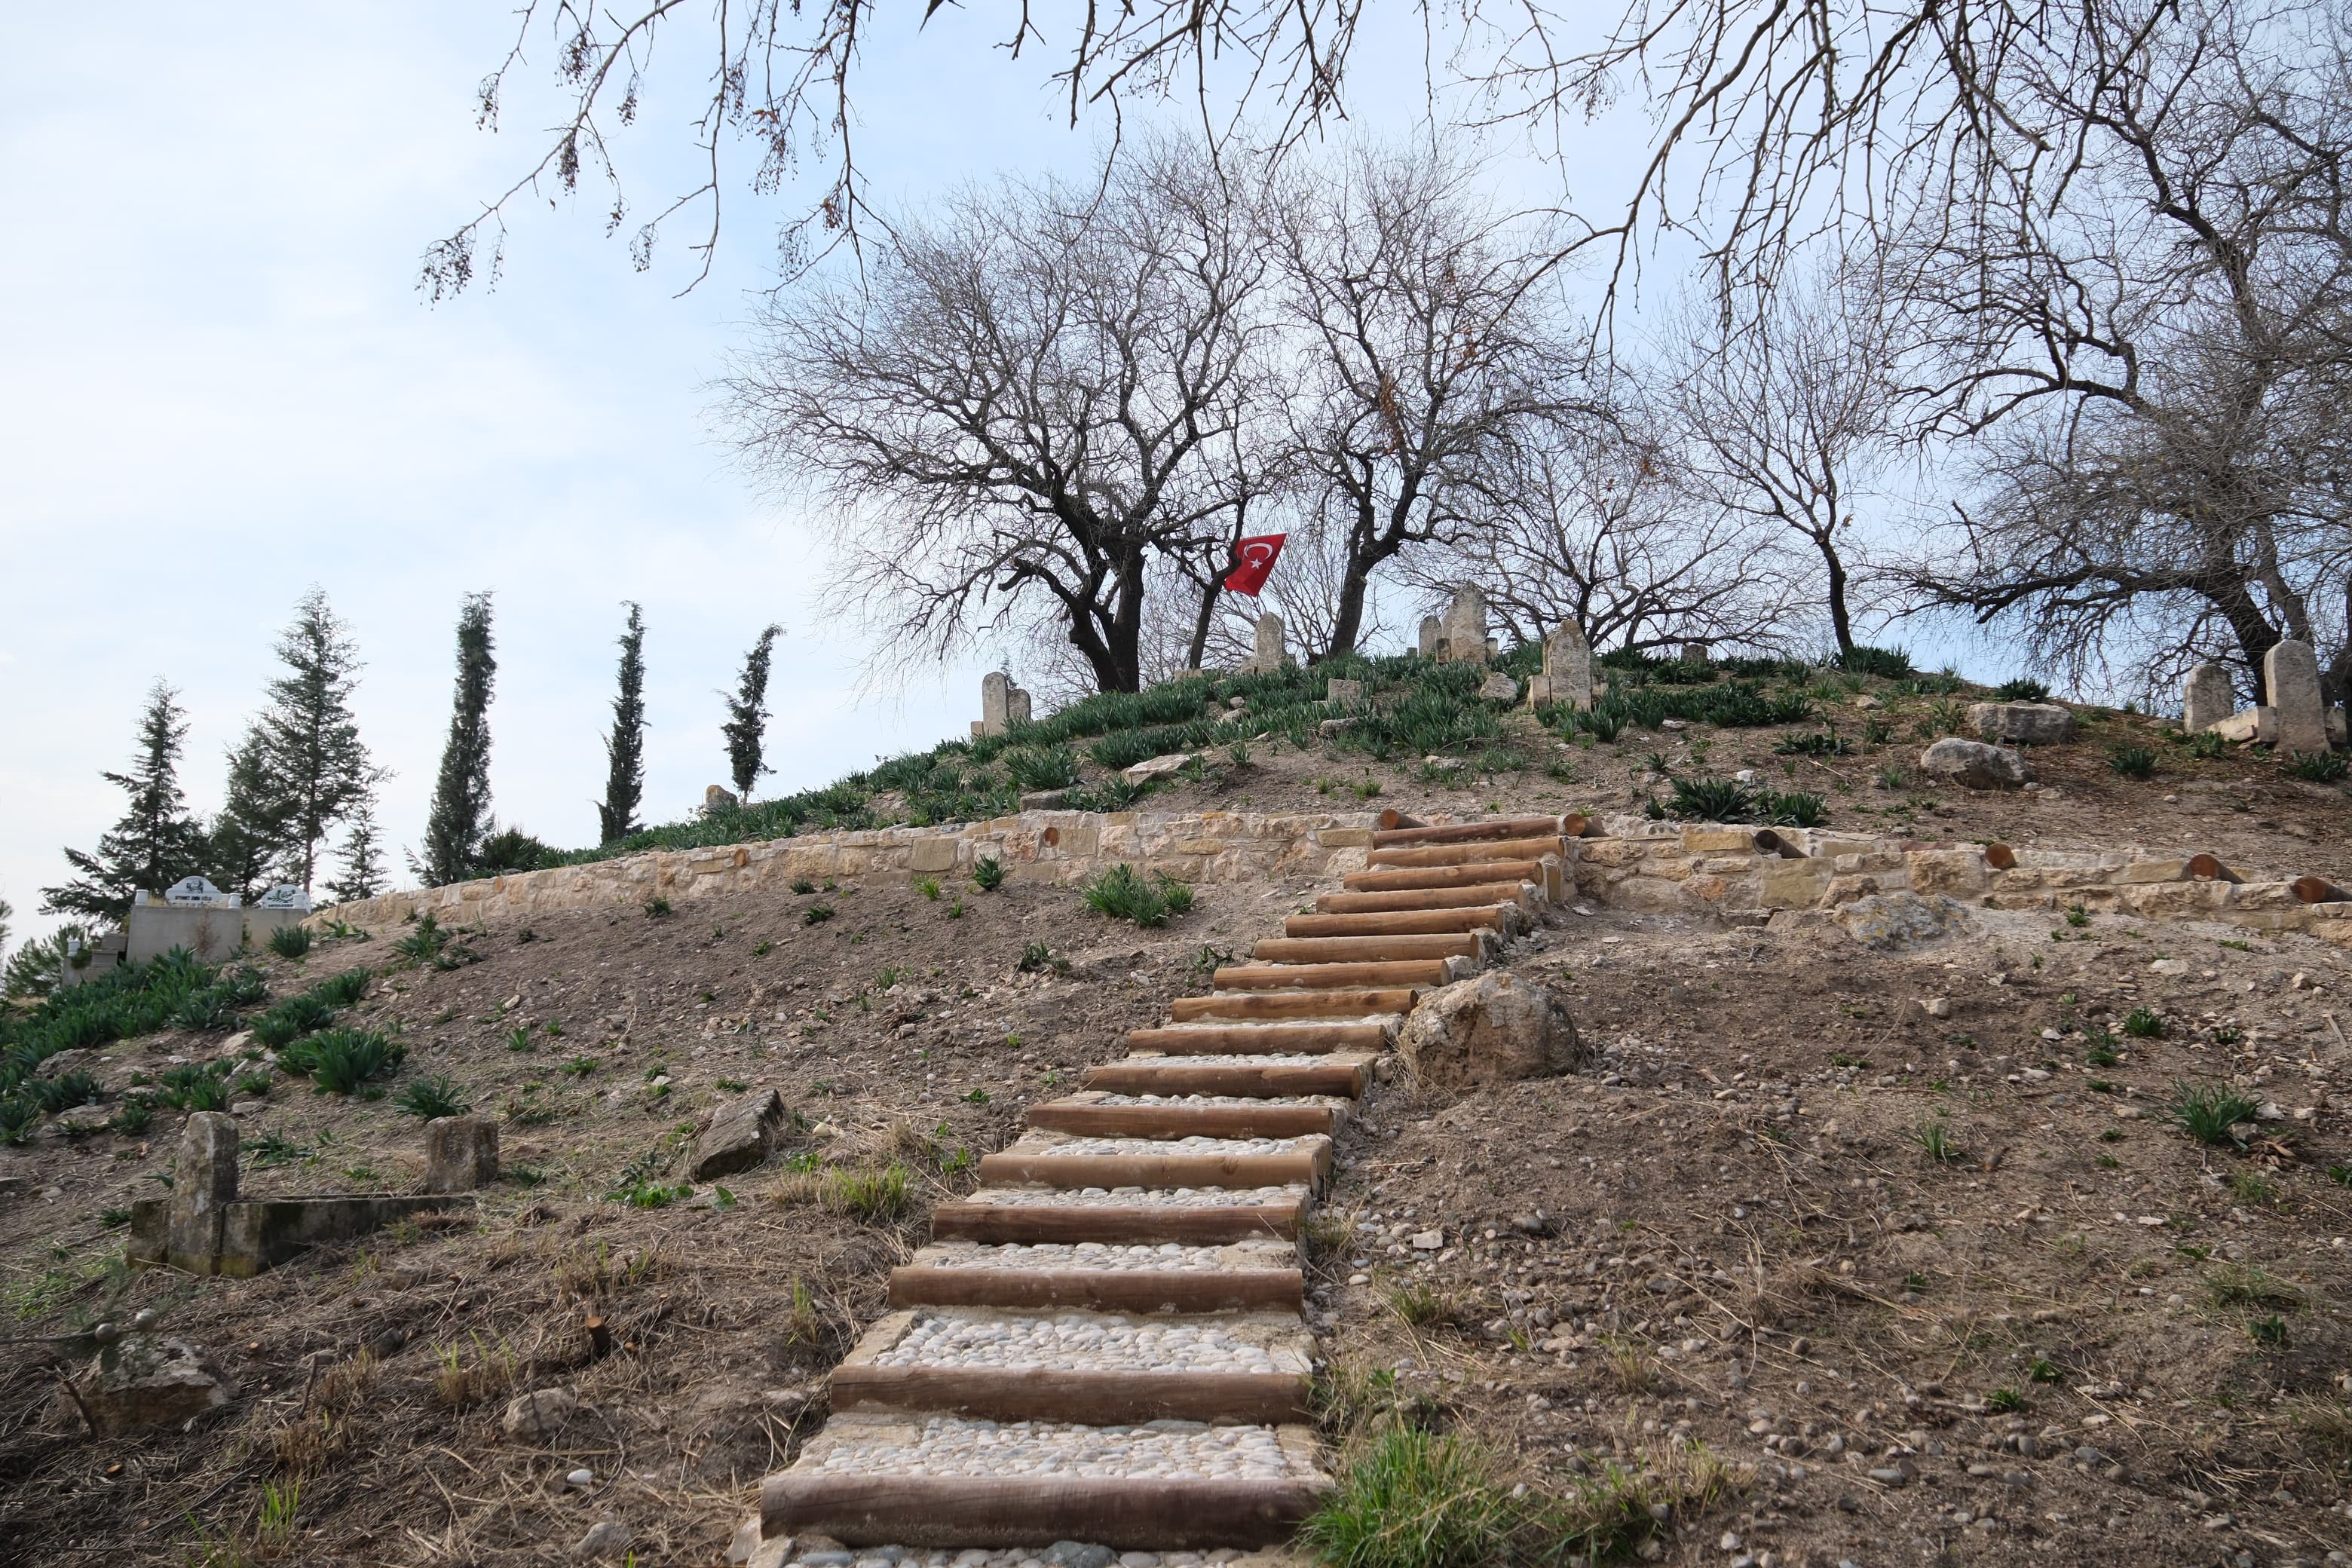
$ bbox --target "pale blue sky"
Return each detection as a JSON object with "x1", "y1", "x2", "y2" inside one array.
[{"x1": 0, "y1": 3, "x2": 1953, "y2": 949}]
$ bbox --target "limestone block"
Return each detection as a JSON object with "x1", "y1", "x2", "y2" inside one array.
[
  {"x1": 1966, "y1": 701, "x2": 2077, "y2": 745},
  {"x1": 1440, "y1": 586, "x2": 1487, "y2": 665},
  {"x1": 1610, "y1": 877, "x2": 1685, "y2": 912},
  {"x1": 1417, "y1": 616, "x2": 1444, "y2": 657},
  {"x1": 1904, "y1": 850, "x2": 1988, "y2": 896},
  {"x1": 1835, "y1": 891, "x2": 1970, "y2": 951},
  {"x1": 2210, "y1": 708, "x2": 2277, "y2": 744},
  {"x1": 167, "y1": 1113, "x2": 239, "y2": 1270},
  {"x1": 1060, "y1": 823, "x2": 1102, "y2": 858},
  {"x1": 1122, "y1": 752, "x2": 1196, "y2": 783},
  {"x1": 2115, "y1": 859, "x2": 2190, "y2": 885},
  {"x1": 1680, "y1": 825, "x2": 1754, "y2": 853},
  {"x1": 1396, "y1": 972, "x2": 1581, "y2": 1087},
  {"x1": 1315, "y1": 827, "x2": 1374, "y2": 848},
  {"x1": 424, "y1": 1116, "x2": 501, "y2": 1193},
  {"x1": 1824, "y1": 874, "x2": 1885, "y2": 905},
  {"x1": 1919, "y1": 738, "x2": 2032, "y2": 789},
  {"x1": 2118, "y1": 881, "x2": 2231, "y2": 917},
  {"x1": 2183, "y1": 663, "x2": 2234, "y2": 733},
  {"x1": 1477, "y1": 672, "x2": 1521, "y2": 703},
  {"x1": 77, "y1": 1335, "x2": 235, "y2": 1435},
  {"x1": 1681, "y1": 875, "x2": 1732, "y2": 904},
  {"x1": 909, "y1": 839, "x2": 957, "y2": 874},
  {"x1": 692, "y1": 1089, "x2": 786, "y2": 1181},
  {"x1": 1325, "y1": 679, "x2": 1367, "y2": 712},
  {"x1": 2264, "y1": 638, "x2": 2331, "y2": 755},
  {"x1": 1759, "y1": 862, "x2": 1832, "y2": 909},
  {"x1": 704, "y1": 784, "x2": 740, "y2": 814},
  {"x1": 1983, "y1": 890, "x2": 2058, "y2": 911},
  {"x1": 1698, "y1": 855, "x2": 1762, "y2": 875}
]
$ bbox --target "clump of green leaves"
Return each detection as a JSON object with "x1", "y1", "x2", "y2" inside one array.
[
  {"x1": 394, "y1": 1075, "x2": 471, "y2": 1119},
  {"x1": 971, "y1": 856, "x2": 1006, "y2": 893},
  {"x1": 1913, "y1": 1116, "x2": 1964, "y2": 1163},
  {"x1": 280, "y1": 1027, "x2": 405, "y2": 1095},
  {"x1": 2286, "y1": 750, "x2": 2349, "y2": 782},
  {"x1": 2165, "y1": 1080, "x2": 2262, "y2": 1147},
  {"x1": 1994, "y1": 678, "x2": 2050, "y2": 702},
  {"x1": 267, "y1": 925, "x2": 313, "y2": 960},
  {"x1": 1081, "y1": 863, "x2": 1196, "y2": 926},
  {"x1": 2108, "y1": 746, "x2": 2157, "y2": 779},
  {"x1": 2122, "y1": 1007, "x2": 2164, "y2": 1038}
]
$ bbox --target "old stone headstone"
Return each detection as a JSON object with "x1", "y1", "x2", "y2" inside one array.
[
  {"x1": 2264, "y1": 638, "x2": 2331, "y2": 755},
  {"x1": 424, "y1": 1116, "x2": 501, "y2": 1193},
  {"x1": 1325, "y1": 678, "x2": 1366, "y2": 712},
  {"x1": 1965, "y1": 701, "x2": 2075, "y2": 746},
  {"x1": 1533, "y1": 620, "x2": 1594, "y2": 709},
  {"x1": 1417, "y1": 616, "x2": 1444, "y2": 659},
  {"x1": 1242, "y1": 611, "x2": 1290, "y2": 674},
  {"x1": 1005, "y1": 686, "x2": 1033, "y2": 727},
  {"x1": 1441, "y1": 586, "x2": 1488, "y2": 665},
  {"x1": 691, "y1": 1089, "x2": 786, "y2": 1181},
  {"x1": 703, "y1": 784, "x2": 740, "y2": 815},
  {"x1": 255, "y1": 884, "x2": 311, "y2": 912},
  {"x1": 167, "y1": 1113, "x2": 239, "y2": 1269},
  {"x1": 973, "y1": 671, "x2": 1014, "y2": 739},
  {"x1": 2182, "y1": 663, "x2": 2234, "y2": 734},
  {"x1": 2210, "y1": 707, "x2": 2277, "y2": 745},
  {"x1": 1681, "y1": 641, "x2": 1708, "y2": 665}
]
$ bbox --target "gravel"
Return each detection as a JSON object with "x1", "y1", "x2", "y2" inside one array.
[
  {"x1": 958, "y1": 1184, "x2": 1309, "y2": 1210},
  {"x1": 801, "y1": 1415, "x2": 1310, "y2": 1481},
  {"x1": 871, "y1": 1310, "x2": 1304, "y2": 1375},
  {"x1": 906, "y1": 1241, "x2": 1294, "y2": 1274}
]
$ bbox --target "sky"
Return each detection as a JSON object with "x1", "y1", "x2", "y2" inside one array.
[{"x1": 0, "y1": 2, "x2": 1956, "y2": 953}]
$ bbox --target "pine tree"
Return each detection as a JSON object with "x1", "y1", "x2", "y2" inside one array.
[
  {"x1": 253, "y1": 589, "x2": 380, "y2": 890},
  {"x1": 597, "y1": 602, "x2": 648, "y2": 843},
  {"x1": 721, "y1": 623, "x2": 785, "y2": 800},
  {"x1": 326, "y1": 794, "x2": 387, "y2": 904},
  {"x1": 418, "y1": 593, "x2": 498, "y2": 887},
  {"x1": 207, "y1": 724, "x2": 292, "y2": 903},
  {"x1": 42, "y1": 682, "x2": 210, "y2": 921}
]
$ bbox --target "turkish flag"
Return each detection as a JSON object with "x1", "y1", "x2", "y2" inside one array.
[{"x1": 1223, "y1": 533, "x2": 1288, "y2": 595}]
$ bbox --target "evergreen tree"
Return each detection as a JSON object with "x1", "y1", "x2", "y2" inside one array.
[
  {"x1": 254, "y1": 588, "x2": 380, "y2": 890},
  {"x1": 207, "y1": 723, "x2": 292, "y2": 903},
  {"x1": 418, "y1": 593, "x2": 498, "y2": 886},
  {"x1": 721, "y1": 623, "x2": 784, "y2": 800},
  {"x1": 0, "y1": 896, "x2": 11, "y2": 966},
  {"x1": 42, "y1": 681, "x2": 209, "y2": 921},
  {"x1": 597, "y1": 602, "x2": 648, "y2": 843},
  {"x1": 326, "y1": 794, "x2": 387, "y2": 904}
]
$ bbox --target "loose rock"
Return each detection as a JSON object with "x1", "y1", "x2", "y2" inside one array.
[
  {"x1": 1836, "y1": 893, "x2": 1970, "y2": 952},
  {"x1": 1919, "y1": 737, "x2": 2032, "y2": 789},
  {"x1": 74, "y1": 1334, "x2": 235, "y2": 1435},
  {"x1": 691, "y1": 1088, "x2": 787, "y2": 1181},
  {"x1": 1397, "y1": 972, "x2": 1582, "y2": 1087},
  {"x1": 1967, "y1": 701, "x2": 2076, "y2": 745},
  {"x1": 503, "y1": 1386, "x2": 579, "y2": 1442}
]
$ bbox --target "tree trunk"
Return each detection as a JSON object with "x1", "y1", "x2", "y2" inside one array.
[
  {"x1": 1186, "y1": 574, "x2": 1223, "y2": 672},
  {"x1": 1815, "y1": 531, "x2": 1854, "y2": 656}
]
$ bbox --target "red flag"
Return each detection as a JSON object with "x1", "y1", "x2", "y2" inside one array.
[{"x1": 1223, "y1": 533, "x2": 1288, "y2": 595}]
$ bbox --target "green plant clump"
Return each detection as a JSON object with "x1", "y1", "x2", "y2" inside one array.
[
  {"x1": 2165, "y1": 1080, "x2": 2262, "y2": 1147},
  {"x1": 1081, "y1": 863, "x2": 1196, "y2": 927},
  {"x1": 394, "y1": 1074, "x2": 473, "y2": 1119},
  {"x1": 280, "y1": 1027, "x2": 406, "y2": 1095},
  {"x1": 2286, "y1": 751, "x2": 2350, "y2": 782},
  {"x1": 2109, "y1": 746, "x2": 2158, "y2": 779},
  {"x1": 267, "y1": 924, "x2": 313, "y2": 960}
]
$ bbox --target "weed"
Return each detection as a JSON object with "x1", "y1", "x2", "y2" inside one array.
[
  {"x1": 1762, "y1": 790, "x2": 1829, "y2": 827},
  {"x1": 1383, "y1": 1281, "x2": 1460, "y2": 1329},
  {"x1": 1994, "y1": 677, "x2": 2050, "y2": 702},
  {"x1": 2249, "y1": 1315, "x2": 2290, "y2": 1348},
  {"x1": 1875, "y1": 764, "x2": 1906, "y2": 789},
  {"x1": 2187, "y1": 729, "x2": 2229, "y2": 760},
  {"x1": 2122, "y1": 1007, "x2": 2164, "y2": 1038},
  {"x1": 390, "y1": 914, "x2": 449, "y2": 966},
  {"x1": 2286, "y1": 750, "x2": 2350, "y2": 782},
  {"x1": 1913, "y1": 1117, "x2": 1964, "y2": 1163},
  {"x1": 2109, "y1": 745, "x2": 2158, "y2": 779},
  {"x1": 266, "y1": 924, "x2": 313, "y2": 960},
  {"x1": 431, "y1": 1334, "x2": 518, "y2": 1407},
  {"x1": 1773, "y1": 730, "x2": 1850, "y2": 757},
  {"x1": 504, "y1": 1026, "x2": 534, "y2": 1053},
  {"x1": 247, "y1": 1132, "x2": 309, "y2": 1169},
  {"x1": 1603, "y1": 1337, "x2": 1660, "y2": 1393},
  {"x1": 2329, "y1": 1164, "x2": 2352, "y2": 1189},
  {"x1": 2228, "y1": 1169, "x2": 2277, "y2": 1206},
  {"x1": 279, "y1": 1028, "x2": 405, "y2": 1094},
  {"x1": 822, "y1": 1162, "x2": 913, "y2": 1221},
  {"x1": 804, "y1": 902, "x2": 835, "y2": 925},
  {"x1": 1298, "y1": 1426, "x2": 1524, "y2": 1568},
  {"x1": 393, "y1": 1075, "x2": 471, "y2": 1119},
  {"x1": 2212, "y1": 1023, "x2": 2244, "y2": 1046},
  {"x1": 2065, "y1": 902, "x2": 2090, "y2": 928},
  {"x1": 914, "y1": 876, "x2": 942, "y2": 901},
  {"x1": 1081, "y1": 862, "x2": 1196, "y2": 926},
  {"x1": 971, "y1": 856, "x2": 1006, "y2": 893},
  {"x1": 963, "y1": 1087, "x2": 991, "y2": 1105},
  {"x1": 2027, "y1": 1358, "x2": 2061, "y2": 1383},
  {"x1": 1986, "y1": 1387, "x2": 2026, "y2": 1413},
  {"x1": 1862, "y1": 717, "x2": 1894, "y2": 746},
  {"x1": 2203, "y1": 1263, "x2": 2302, "y2": 1312},
  {"x1": 1662, "y1": 775, "x2": 1756, "y2": 822},
  {"x1": 109, "y1": 1095, "x2": 155, "y2": 1135}
]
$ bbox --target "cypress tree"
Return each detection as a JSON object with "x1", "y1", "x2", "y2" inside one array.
[
  {"x1": 42, "y1": 681, "x2": 209, "y2": 921},
  {"x1": 326, "y1": 795, "x2": 387, "y2": 904},
  {"x1": 208, "y1": 724, "x2": 293, "y2": 903},
  {"x1": 597, "y1": 602, "x2": 648, "y2": 843},
  {"x1": 721, "y1": 623, "x2": 784, "y2": 801},
  {"x1": 418, "y1": 593, "x2": 498, "y2": 886},
  {"x1": 253, "y1": 588, "x2": 381, "y2": 890}
]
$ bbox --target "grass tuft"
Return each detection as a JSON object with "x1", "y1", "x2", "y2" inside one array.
[
  {"x1": 2165, "y1": 1080, "x2": 2262, "y2": 1147},
  {"x1": 1081, "y1": 862, "x2": 1196, "y2": 926}
]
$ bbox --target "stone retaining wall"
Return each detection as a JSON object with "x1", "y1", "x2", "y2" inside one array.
[
  {"x1": 316, "y1": 810, "x2": 1385, "y2": 929},
  {"x1": 316, "y1": 808, "x2": 2350, "y2": 945}
]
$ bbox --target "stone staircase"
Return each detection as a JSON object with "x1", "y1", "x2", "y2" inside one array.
[{"x1": 744, "y1": 815, "x2": 1573, "y2": 1562}]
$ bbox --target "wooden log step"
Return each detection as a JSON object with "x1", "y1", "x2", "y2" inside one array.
[
  {"x1": 1083, "y1": 1054, "x2": 1372, "y2": 1097},
  {"x1": 1249, "y1": 933, "x2": 1484, "y2": 964},
  {"x1": 1129, "y1": 1020, "x2": 1391, "y2": 1052},
  {"x1": 761, "y1": 1414, "x2": 1330, "y2": 1548},
  {"x1": 889, "y1": 1239, "x2": 1303, "y2": 1313},
  {"x1": 933, "y1": 1187, "x2": 1308, "y2": 1245},
  {"x1": 1167, "y1": 991, "x2": 1413, "y2": 1024},
  {"x1": 1343, "y1": 861, "x2": 1545, "y2": 893},
  {"x1": 1367, "y1": 835, "x2": 1566, "y2": 868},
  {"x1": 975, "y1": 1132, "x2": 1333, "y2": 1190},
  {"x1": 1211, "y1": 958, "x2": 1457, "y2": 991},
  {"x1": 1368, "y1": 815, "x2": 1563, "y2": 848},
  {"x1": 1314, "y1": 885, "x2": 1536, "y2": 916},
  {"x1": 1282, "y1": 907, "x2": 1514, "y2": 938},
  {"x1": 830, "y1": 1309, "x2": 1315, "y2": 1425},
  {"x1": 1027, "y1": 1093, "x2": 1346, "y2": 1140}
]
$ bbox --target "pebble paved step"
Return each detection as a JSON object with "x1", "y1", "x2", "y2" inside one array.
[
  {"x1": 933, "y1": 1184, "x2": 1309, "y2": 1245},
  {"x1": 1248, "y1": 933, "x2": 1487, "y2": 964},
  {"x1": 1366, "y1": 835, "x2": 1566, "y2": 868},
  {"x1": 831, "y1": 1307, "x2": 1315, "y2": 1425},
  {"x1": 1342, "y1": 860, "x2": 1547, "y2": 893},
  {"x1": 1209, "y1": 958, "x2": 1459, "y2": 991},
  {"x1": 890, "y1": 1239, "x2": 1303, "y2": 1312},
  {"x1": 1027, "y1": 1092, "x2": 1348, "y2": 1141},
  {"x1": 1168, "y1": 989, "x2": 1415, "y2": 1022},
  {"x1": 976, "y1": 1132, "x2": 1334, "y2": 1190},
  {"x1": 1126, "y1": 1021, "x2": 1392, "y2": 1054},
  {"x1": 1281, "y1": 907, "x2": 1516, "y2": 938},
  {"x1": 1314, "y1": 883, "x2": 1539, "y2": 915},
  {"x1": 1082, "y1": 1053, "x2": 1374, "y2": 1098},
  {"x1": 761, "y1": 1413, "x2": 1331, "y2": 1548}
]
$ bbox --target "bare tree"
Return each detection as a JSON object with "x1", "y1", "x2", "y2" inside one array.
[
  {"x1": 1883, "y1": 0, "x2": 2352, "y2": 698},
  {"x1": 1423, "y1": 409, "x2": 1802, "y2": 655},
  {"x1": 726, "y1": 137, "x2": 1276, "y2": 694},
  {"x1": 1664, "y1": 273, "x2": 1897, "y2": 657},
  {"x1": 1276, "y1": 142, "x2": 1588, "y2": 657}
]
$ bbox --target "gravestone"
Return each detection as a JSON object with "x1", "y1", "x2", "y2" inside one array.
[
  {"x1": 1005, "y1": 686, "x2": 1032, "y2": 727},
  {"x1": 424, "y1": 1116, "x2": 501, "y2": 1193},
  {"x1": 2182, "y1": 663, "x2": 2234, "y2": 733},
  {"x1": 256, "y1": 885, "x2": 311, "y2": 913},
  {"x1": 1441, "y1": 587, "x2": 1488, "y2": 665},
  {"x1": 2263, "y1": 638, "x2": 2331, "y2": 755},
  {"x1": 1531, "y1": 620, "x2": 1594, "y2": 709},
  {"x1": 167, "y1": 1114, "x2": 239, "y2": 1272},
  {"x1": 1682, "y1": 642, "x2": 1708, "y2": 665},
  {"x1": 1325, "y1": 678, "x2": 1366, "y2": 712},
  {"x1": 973, "y1": 672, "x2": 1013, "y2": 738},
  {"x1": 162, "y1": 877, "x2": 234, "y2": 908},
  {"x1": 1250, "y1": 612, "x2": 1289, "y2": 673},
  {"x1": 1417, "y1": 616, "x2": 1444, "y2": 659}
]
